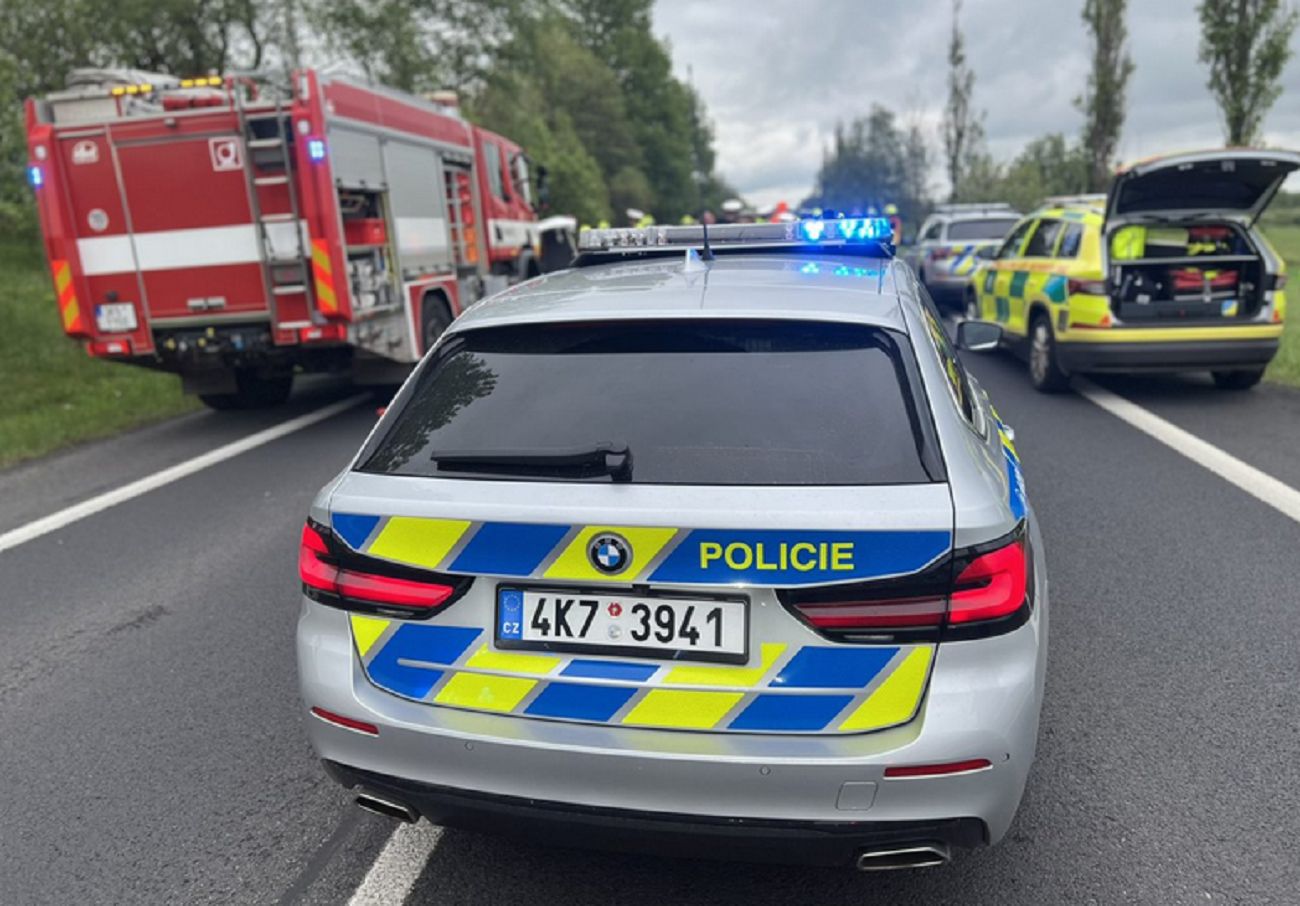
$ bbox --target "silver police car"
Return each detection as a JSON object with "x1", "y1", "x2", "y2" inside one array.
[
  {"x1": 905, "y1": 203, "x2": 1021, "y2": 307},
  {"x1": 296, "y1": 220, "x2": 1048, "y2": 871}
]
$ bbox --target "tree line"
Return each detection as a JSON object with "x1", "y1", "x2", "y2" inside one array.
[
  {"x1": 811, "y1": 0, "x2": 1298, "y2": 225},
  {"x1": 0, "y1": 0, "x2": 737, "y2": 233}
]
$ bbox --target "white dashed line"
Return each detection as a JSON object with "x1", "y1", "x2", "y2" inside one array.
[
  {"x1": 348, "y1": 822, "x2": 442, "y2": 906},
  {"x1": 1078, "y1": 380, "x2": 1300, "y2": 524},
  {"x1": 0, "y1": 395, "x2": 368, "y2": 554}
]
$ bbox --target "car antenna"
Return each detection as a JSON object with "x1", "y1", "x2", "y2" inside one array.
[{"x1": 699, "y1": 220, "x2": 715, "y2": 261}]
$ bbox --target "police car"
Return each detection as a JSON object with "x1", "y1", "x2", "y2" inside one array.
[
  {"x1": 904, "y1": 203, "x2": 1021, "y2": 307},
  {"x1": 296, "y1": 219, "x2": 1048, "y2": 870},
  {"x1": 968, "y1": 150, "x2": 1298, "y2": 392}
]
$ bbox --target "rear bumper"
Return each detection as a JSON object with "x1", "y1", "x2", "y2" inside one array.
[
  {"x1": 1056, "y1": 337, "x2": 1279, "y2": 373},
  {"x1": 324, "y1": 760, "x2": 986, "y2": 866}
]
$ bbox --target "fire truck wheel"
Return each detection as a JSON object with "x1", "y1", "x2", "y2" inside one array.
[
  {"x1": 198, "y1": 370, "x2": 294, "y2": 410},
  {"x1": 421, "y1": 295, "x2": 453, "y2": 355}
]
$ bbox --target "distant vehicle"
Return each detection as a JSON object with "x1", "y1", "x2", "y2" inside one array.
[
  {"x1": 904, "y1": 203, "x2": 1021, "y2": 308},
  {"x1": 966, "y1": 150, "x2": 1298, "y2": 392},
  {"x1": 296, "y1": 219, "x2": 1048, "y2": 871},
  {"x1": 25, "y1": 68, "x2": 569, "y2": 409}
]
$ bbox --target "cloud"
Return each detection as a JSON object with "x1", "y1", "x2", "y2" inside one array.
[{"x1": 653, "y1": 0, "x2": 1300, "y2": 207}]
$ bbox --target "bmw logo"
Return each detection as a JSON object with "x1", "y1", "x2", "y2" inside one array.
[{"x1": 589, "y1": 533, "x2": 632, "y2": 575}]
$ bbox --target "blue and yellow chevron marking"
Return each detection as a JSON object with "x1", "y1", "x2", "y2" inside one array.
[
  {"x1": 333, "y1": 514, "x2": 952, "y2": 589},
  {"x1": 995, "y1": 414, "x2": 1026, "y2": 521},
  {"x1": 350, "y1": 615, "x2": 933, "y2": 735}
]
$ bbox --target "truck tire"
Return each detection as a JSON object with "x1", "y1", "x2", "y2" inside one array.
[
  {"x1": 1211, "y1": 368, "x2": 1265, "y2": 390},
  {"x1": 198, "y1": 370, "x2": 293, "y2": 410},
  {"x1": 421, "y1": 294, "x2": 453, "y2": 355},
  {"x1": 1028, "y1": 313, "x2": 1070, "y2": 393}
]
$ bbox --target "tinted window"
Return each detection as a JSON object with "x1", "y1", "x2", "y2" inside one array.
[
  {"x1": 363, "y1": 321, "x2": 938, "y2": 486},
  {"x1": 483, "y1": 141, "x2": 505, "y2": 201},
  {"x1": 1022, "y1": 220, "x2": 1063, "y2": 257},
  {"x1": 946, "y1": 218, "x2": 1018, "y2": 241},
  {"x1": 920, "y1": 220, "x2": 943, "y2": 242},
  {"x1": 996, "y1": 220, "x2": 1035, "y2": 259},
  {"x1": 1057, "y1": 223, "x2": 1084, "y2": 258},
  {"x1": 916, "y1": 288, "x2": 975, "y2": 424}
]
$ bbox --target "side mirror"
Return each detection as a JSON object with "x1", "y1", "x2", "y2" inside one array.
[{"x1": 956, "y1": 319, "x2": 1002, "y2": 352}]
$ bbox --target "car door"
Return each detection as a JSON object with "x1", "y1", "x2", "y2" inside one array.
[
  {"x1": 1013, "y1": 219, "x2": 1065, "y2": 337},
  {"x1": 978, "y1": 218, "x2": 1036, "y2": 329}
]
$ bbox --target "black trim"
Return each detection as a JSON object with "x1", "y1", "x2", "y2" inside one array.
[
  {"x1": 492, "y1": 583, "x2": 750, "y2": 665},
  {"x1": 302, "y1": 518, "x2": 475, "y2": 620},
  {"x1": 323, "y1": 761, "x2": 988, "y2": 866},
  {"x1": 1054, "y1": 337, "x2": 1278, "y2": 373}
]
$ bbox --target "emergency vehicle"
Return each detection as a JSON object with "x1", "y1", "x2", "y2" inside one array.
[
  {"x1": 26, "y1": 68, "x2": 565, "y2": 408},
  {"x1": 967, "y1": 150, "x2": 1298, "y2": 392}
]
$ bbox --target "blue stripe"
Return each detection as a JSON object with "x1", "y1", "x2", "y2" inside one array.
[
  {"x1": 648, "y1": 530, "x2": 950, "y2": 587},
  {"x1": 560, "y1": 659, "x2": 659, "y2": 682},
  {"x1": 525, "y1": 683, "x2": 635, "y2": 721},
  {"x1": 366, "y1": 624, "x2": 480, "y2": 699},
  {"x1": 728, "y1": 693, "x2": 853, "y2": 731},
  {"x1": 1044, "y1": 274, "x2": 1068, "y2": 303},
  {"x1": 771, "y1": 647, "x2": 897, "y2": 689},
  {"x1": 332, "y1": 513, "x2": 381, "y2": 550},
  {"x1": 450, "y1": 522, "x2": 570, "y2": 576},
  {"x1": 1006, "y1": 450, "x2": 1027, "y2": 520}
]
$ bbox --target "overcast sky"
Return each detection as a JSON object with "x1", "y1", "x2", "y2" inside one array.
[{"x1": 652, "y1": 0, "x2": 1300, "y2": 207}]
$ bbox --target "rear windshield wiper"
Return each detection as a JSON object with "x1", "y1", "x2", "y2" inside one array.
[{"x1": 430, "y1": 443, "x2": 633, "y2": 482}]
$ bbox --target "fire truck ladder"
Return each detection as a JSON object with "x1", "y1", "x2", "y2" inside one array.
[
  {"x1": 443, "y1": 163, "x2": 473, "y2": 270},
  {"x1": 235, "y1": 91, "x2": 312, "y2": 334}
]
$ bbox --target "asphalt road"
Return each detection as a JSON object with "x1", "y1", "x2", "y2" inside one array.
[{"x1": 2, "y1": 353, "x2": 1299, "y2": 905}]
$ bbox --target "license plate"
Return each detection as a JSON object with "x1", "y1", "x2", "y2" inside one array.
[
  {"x1": 94, "y1": 302, "x2": 137, "y2": 333},
  {"x1": 496, "y1": 587, "x2": 747, "y2": 663}
]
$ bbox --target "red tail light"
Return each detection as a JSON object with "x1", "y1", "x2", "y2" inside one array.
[
  {"x1": 884, "y1": 758, "x2": 991, "y2": 778},
  {"x1": 1067, "y1": 278, "x2": 1108, "y2": 296},
  {"x1": 948, "y1": 539, "x2": 1027, "y2": 624},
  {"x1": 299, "y1": 522, "x2": 456, "y2": 612},
  {"x1": 783, "y1": 535, "x2": 1029, "y2": 639},
  {"x1": 929, "y1": 247, "x2": 953, "y2": 260}
]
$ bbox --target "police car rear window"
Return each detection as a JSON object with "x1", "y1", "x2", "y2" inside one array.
[
  {"x1": 946, "y1": 218, "x2": 1018, "y2": 240},
  {"x1": 361, "y1": 320, "x2": 941, "y2": 486}
]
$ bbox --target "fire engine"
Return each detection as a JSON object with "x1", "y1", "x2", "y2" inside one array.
[{"x1": 25, "y1": 67, "x2": 570, "y2": 408}]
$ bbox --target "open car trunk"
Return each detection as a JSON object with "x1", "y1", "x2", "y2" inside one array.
[{"x1": 1104, "y1": 150, "x2": 1300, "y2": 325}]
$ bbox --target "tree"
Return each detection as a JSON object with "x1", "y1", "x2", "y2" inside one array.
[
  {"x1": 1198, "y1": 0, "x2": 1299, "y2": 146},
  {"x1": 1077, "y1": 0, "x2": 1135, "y2": 191},
  {"x1": 954, "y1": 134, "x2": 1090, "y2": 212},
  {"x1": 806, "y1": 106, "x2": 930, "y2": 225},
  {"x1": 941, "y1": 0, "x2": 984, "y2": 201}
]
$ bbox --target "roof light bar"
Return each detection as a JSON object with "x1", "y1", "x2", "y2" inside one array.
[{"x1": 576, "y1": 217, "x2": 894, "y2": 254}]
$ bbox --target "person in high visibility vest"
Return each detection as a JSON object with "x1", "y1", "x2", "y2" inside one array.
[{"x1": 884, "y1": 203, "x2": 902, "y2": 246}]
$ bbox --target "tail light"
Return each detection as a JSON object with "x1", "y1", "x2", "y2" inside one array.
[
  {"x1": 781, "y1": 531, "x2": 1030, "y2": 641},
  {"x1": 1067, "y1": 278, "x2": 1108, "y2": 296},
  {"x1": 299, "y1": 520, "x2": 462, "y2": 616},
  {"x1": 1265, "y1": 273, "x2": 1288, "y2": 292},
  {"x1": 929, "y1": 247, "x2": 953, "y2": 260}
]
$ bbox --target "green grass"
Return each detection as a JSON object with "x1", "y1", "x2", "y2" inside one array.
[
  {"x1": 1260, "y1": 220, "x2": 1300, "y2": 388},
  {"x1": 0, "y1": 238, "x2": 197, "y2": 468}
]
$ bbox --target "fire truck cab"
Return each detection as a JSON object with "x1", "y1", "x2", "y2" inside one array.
[{"x1": 26, "y1": 68, "x2": 565, "y2": 408}]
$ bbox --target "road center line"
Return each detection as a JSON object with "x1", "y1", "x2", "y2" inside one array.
[
  {"x1": 348, "y1": 822, "x2": 442, "y2": 906},
  {"x1": 1078, "y1": 380, "x2": 1300, "y2": 524},
  {"x1": 0, "y1": 395, "x2": 368, "y2": 555}
]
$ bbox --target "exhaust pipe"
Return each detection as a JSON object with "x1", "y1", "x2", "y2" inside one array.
[
  {"x1": 856, "y1": 843, "x2": 950, "y2": 871},
  {"x1": 354, "y1": 791, "x2": 419, "y2": 824}
]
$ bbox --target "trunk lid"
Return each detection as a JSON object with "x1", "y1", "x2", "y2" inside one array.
[{"x1": 1106, "y1": 149, "x2": 1300, "y2": 228}]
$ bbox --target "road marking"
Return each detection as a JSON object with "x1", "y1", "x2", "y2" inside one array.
[
  {"x1": 1078, "y1": 381, "x2": 1300, "y2": 524},
  {"x1": 348, "y1": 822, "x2": 442, "y2": 906},
  {"x1": 0, "y1": 395, "x2": 367, "y2": 554}
]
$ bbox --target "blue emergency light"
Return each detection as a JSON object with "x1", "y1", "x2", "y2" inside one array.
[
  {"x1": 307, "y1": 139, "x2": 326, "y2": 162},
  {"x1": 27, "y1": 165, "x2": 43, "y2": 188}
]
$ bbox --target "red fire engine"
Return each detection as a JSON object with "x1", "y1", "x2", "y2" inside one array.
[{"x1": 25, "y1": 67, "x2": 569, "y2": 408}]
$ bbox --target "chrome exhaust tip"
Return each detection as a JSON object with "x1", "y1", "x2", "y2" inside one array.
[
  {"x1": 354, "y1": 792, "x2": 419, "y2": 824},
  {"x1": 856, "y1": 843, "x2": 950, "y2": 871}
]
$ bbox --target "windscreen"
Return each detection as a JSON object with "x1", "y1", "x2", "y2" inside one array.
[
  {"x1": 946, "y1": 218, "x2": 1018, "y2": 241},
  {"x1": 361, "y1": 320, "x2": 939, "y2": 486}
]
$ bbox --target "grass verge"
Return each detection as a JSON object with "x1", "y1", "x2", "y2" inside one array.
[
  {"x1": 0, "y1": 238, "x2": 197, "y2": 468},
  {"x1": 1260, "y1": 222, "x2": 1300, "y2": 388}
]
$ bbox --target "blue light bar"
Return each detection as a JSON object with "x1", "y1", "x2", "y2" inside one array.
[
  {"x1": 576, "y1": 217, "x2": 896, "y2": 255},
  {"x1": 27, "y1": 165, "x2": 43, "y2": 188},
  {"x1": 307, "y1": 139, "x2": 326, "y2": 161},
  {"x1": 796, "y1": 217, "x2": 891, "y2": 242}
]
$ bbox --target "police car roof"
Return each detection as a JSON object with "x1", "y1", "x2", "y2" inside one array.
[{"x1": 451, "y1": 254, "x2": 909, "y2": 335}]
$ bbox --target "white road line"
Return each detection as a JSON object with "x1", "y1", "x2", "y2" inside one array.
[
  {"x1": 1078, "y1": 381, "x2": 1300, "y2": 524},
  {"x1": 0, "y1": 395, "x2": 367, "y2": 554},
  {"x1": 348, "y1": 822, "x2": 442, "y2": 906}
]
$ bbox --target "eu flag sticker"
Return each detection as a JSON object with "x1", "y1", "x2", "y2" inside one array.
[{"x1": 498, "y1": 589, "x2": 524, "y2": 641}]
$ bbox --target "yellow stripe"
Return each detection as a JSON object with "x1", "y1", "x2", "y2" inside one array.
[
  {"x1": 435, "y1": 673, "x2": 536, "y2": 712},
  {"x1": 367, "y1": 517, "x2": 472, "y2": 569},
  {"x1": 463, "y1": 644, "x2": 561, "y2": 676},
  {"x1": 999, "y1": 427, "x2": 1018, "y2": 459},
  {"x1": 621, "y1": 689, "x2": 743, "y2": 729},
  {"x1": 839, "y1": 646, "x2": 933, "y2": 732},
  {"x1": 1058, "y1": 324, "x2": 1284, "y2": 343},
  {"x1": 61, "y1": 298, "x2": 81, "y2": 332},
  {"x1": 53, "y1": 261, "x2": 71, "y2": 293},
  {"x1": 543, "y1": 525, "x2": 678, "y2": 582},
  {"x1": 311, "y1": 241, "x2": 332, "y2": 274},
  {"x1": 663, "y1": 643, "x2": 786, "y2": 687},
  {"x1": 350, "y1": 614, "x2": 391, "y2": 657}
]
